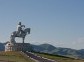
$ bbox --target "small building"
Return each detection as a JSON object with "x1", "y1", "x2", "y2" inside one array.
[{"x1": 5, "y1": 42, "x2": 15, "y2": 51}]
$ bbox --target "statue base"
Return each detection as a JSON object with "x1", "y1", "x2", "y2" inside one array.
[
  {"x1": 15, "y1": 43, "x2": 33, "y2": 52},
  {"x1": 5, "y1": 42, "x2": 33, "y2": 52}
]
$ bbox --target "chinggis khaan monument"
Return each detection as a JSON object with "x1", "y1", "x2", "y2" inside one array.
[{"x1": 5, "y1": 22, "x2": 32, "y2": 52}]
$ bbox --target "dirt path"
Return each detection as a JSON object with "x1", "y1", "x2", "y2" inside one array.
[{"x1": 24, "y1": 51, "x2": 56, "y2": 62}]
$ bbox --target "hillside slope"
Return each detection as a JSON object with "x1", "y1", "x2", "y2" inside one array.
[
  {"x1": 32, "y1": 44, "x2": 84, "y2": 59},
  {"x1": 0, "y1": 51, "x2": 34, "y2": 62},
  {"x1": 35, "y1": 52, "x2": 84, "y2": 62},
  {"x1": 1, "y1": 43, "x2": 84, "y2": 59}
]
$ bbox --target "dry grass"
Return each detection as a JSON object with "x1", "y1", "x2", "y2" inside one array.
[{"x1": 0, "y1": 51, "x2": 34, "y2": 62}]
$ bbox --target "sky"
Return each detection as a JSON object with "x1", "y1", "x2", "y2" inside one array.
[{"x1": 0, "y1": 0, "x2": 84, "y2": 49}]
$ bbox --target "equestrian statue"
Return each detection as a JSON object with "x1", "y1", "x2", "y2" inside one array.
[{"x1": 10, "y1": 22, "x2": 30, "y2": 43}]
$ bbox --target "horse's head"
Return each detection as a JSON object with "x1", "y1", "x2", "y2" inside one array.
[{"x1": 24, "y1": 28, "x2": 30, "y2": 34}]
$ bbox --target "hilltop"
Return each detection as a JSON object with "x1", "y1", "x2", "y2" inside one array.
[
  {"x1": 0, "y1": 51, "x2": 34, "y2": 62},
  {"x1": 1, "y1": 43, "x2": 84, "y2": 59}
]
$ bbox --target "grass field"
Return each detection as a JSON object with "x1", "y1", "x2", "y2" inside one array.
[
  {"x1": 0, "y1": 51, "x2": 34, "y2": 62},
  {"x1": 0, "y1": 51, "x2": 84, "y2": 62},
  {"x1": 34, "y1": 52, "x2": 84, "y2": 62}
]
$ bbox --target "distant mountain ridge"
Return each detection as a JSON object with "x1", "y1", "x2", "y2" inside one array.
[
  {"x1": 0, "y1": 43, "x2": 84, "y2": 59},
  {"x1": 32, "y1": 44, "x2": 84, "y2": 59},
  {"x1": 0, "y1": 43, "x2": 5, "y2": 51}
]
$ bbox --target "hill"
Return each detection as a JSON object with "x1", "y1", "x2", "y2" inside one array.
[
  {"x1": 34, "y1": 52, "x2": 84, "y2": 62},
  {"x1": 0, "y1": 43, "x2": 4, "y2": 51},
  {"x1": 32, "y1": 44, "x2": 84, "y2": 59},
  {"x1": 1, "y1": 43, "x2": 84, "y2": 59},
  {"x1": 0, "y1": 51, "x2": 34, "y2": 62},
  {"x1": 0, "y1": 51, "x2": 84, "y2": 62}
]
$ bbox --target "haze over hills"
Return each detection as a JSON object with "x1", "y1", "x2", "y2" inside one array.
[{"x1": 1, "y1": 43, "x2": 84, "y2": 59}]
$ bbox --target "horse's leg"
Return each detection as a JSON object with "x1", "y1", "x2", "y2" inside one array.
[
  {"x1": 10, "y1": 35, "x2": 16, "y2": 43},
  {"x1": 22, "y1": 37, "x2": 25, "y2": 43}
]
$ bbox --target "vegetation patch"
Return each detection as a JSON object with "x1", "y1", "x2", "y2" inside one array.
[
  {"x1": 34, "y1": 52, "x2": 84, "y2": 62},
  {"x1": 0, "y1": 51, "x2": 34, "y2": 62}
]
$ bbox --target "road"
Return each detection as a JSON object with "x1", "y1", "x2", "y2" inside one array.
[{"x1": 24, "y1": 51, "x2": 56, "y2": 62}]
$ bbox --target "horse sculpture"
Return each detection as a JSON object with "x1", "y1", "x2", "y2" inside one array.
[{"x1": 10, "y1": 28, "x2": 30, "y2": 43}]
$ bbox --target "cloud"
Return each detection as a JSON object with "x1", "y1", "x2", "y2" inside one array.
[
  {"x1": 70, "y1": 37, "x2": 84, "y2": 49},
  {"x1": 25, "y1": 37, "x2": 84, "y2": 50}
]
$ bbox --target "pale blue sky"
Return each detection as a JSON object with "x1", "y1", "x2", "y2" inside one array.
[{"x1": 0, "y1": 0, "x2": 84, "y2": 49}]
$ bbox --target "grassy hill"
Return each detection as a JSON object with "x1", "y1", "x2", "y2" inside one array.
[
  {"x1": 0, "y1": 51, "x2": 34, "y2": 62},
  {"x1": 1, "y1": 43, "x2": 84, "y2": 59},
  {"x1": 34, "y1": 52, "x2": 84, "y2": 62},
  {"x1": 0, "y1": 51, "x2": 84, "y2": 62}
]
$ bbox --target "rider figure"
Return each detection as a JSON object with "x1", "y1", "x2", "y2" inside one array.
[{"x1": 17, "y1": 22, "x2": 25, "y2": 35}]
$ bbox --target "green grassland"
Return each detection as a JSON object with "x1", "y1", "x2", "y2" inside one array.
[
  {"x1": 0, "y1": 51, "x2": 34, "y2": 62},
  {"x1": 34, "y1": 52, "x2": 84, "y2": 62}
]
